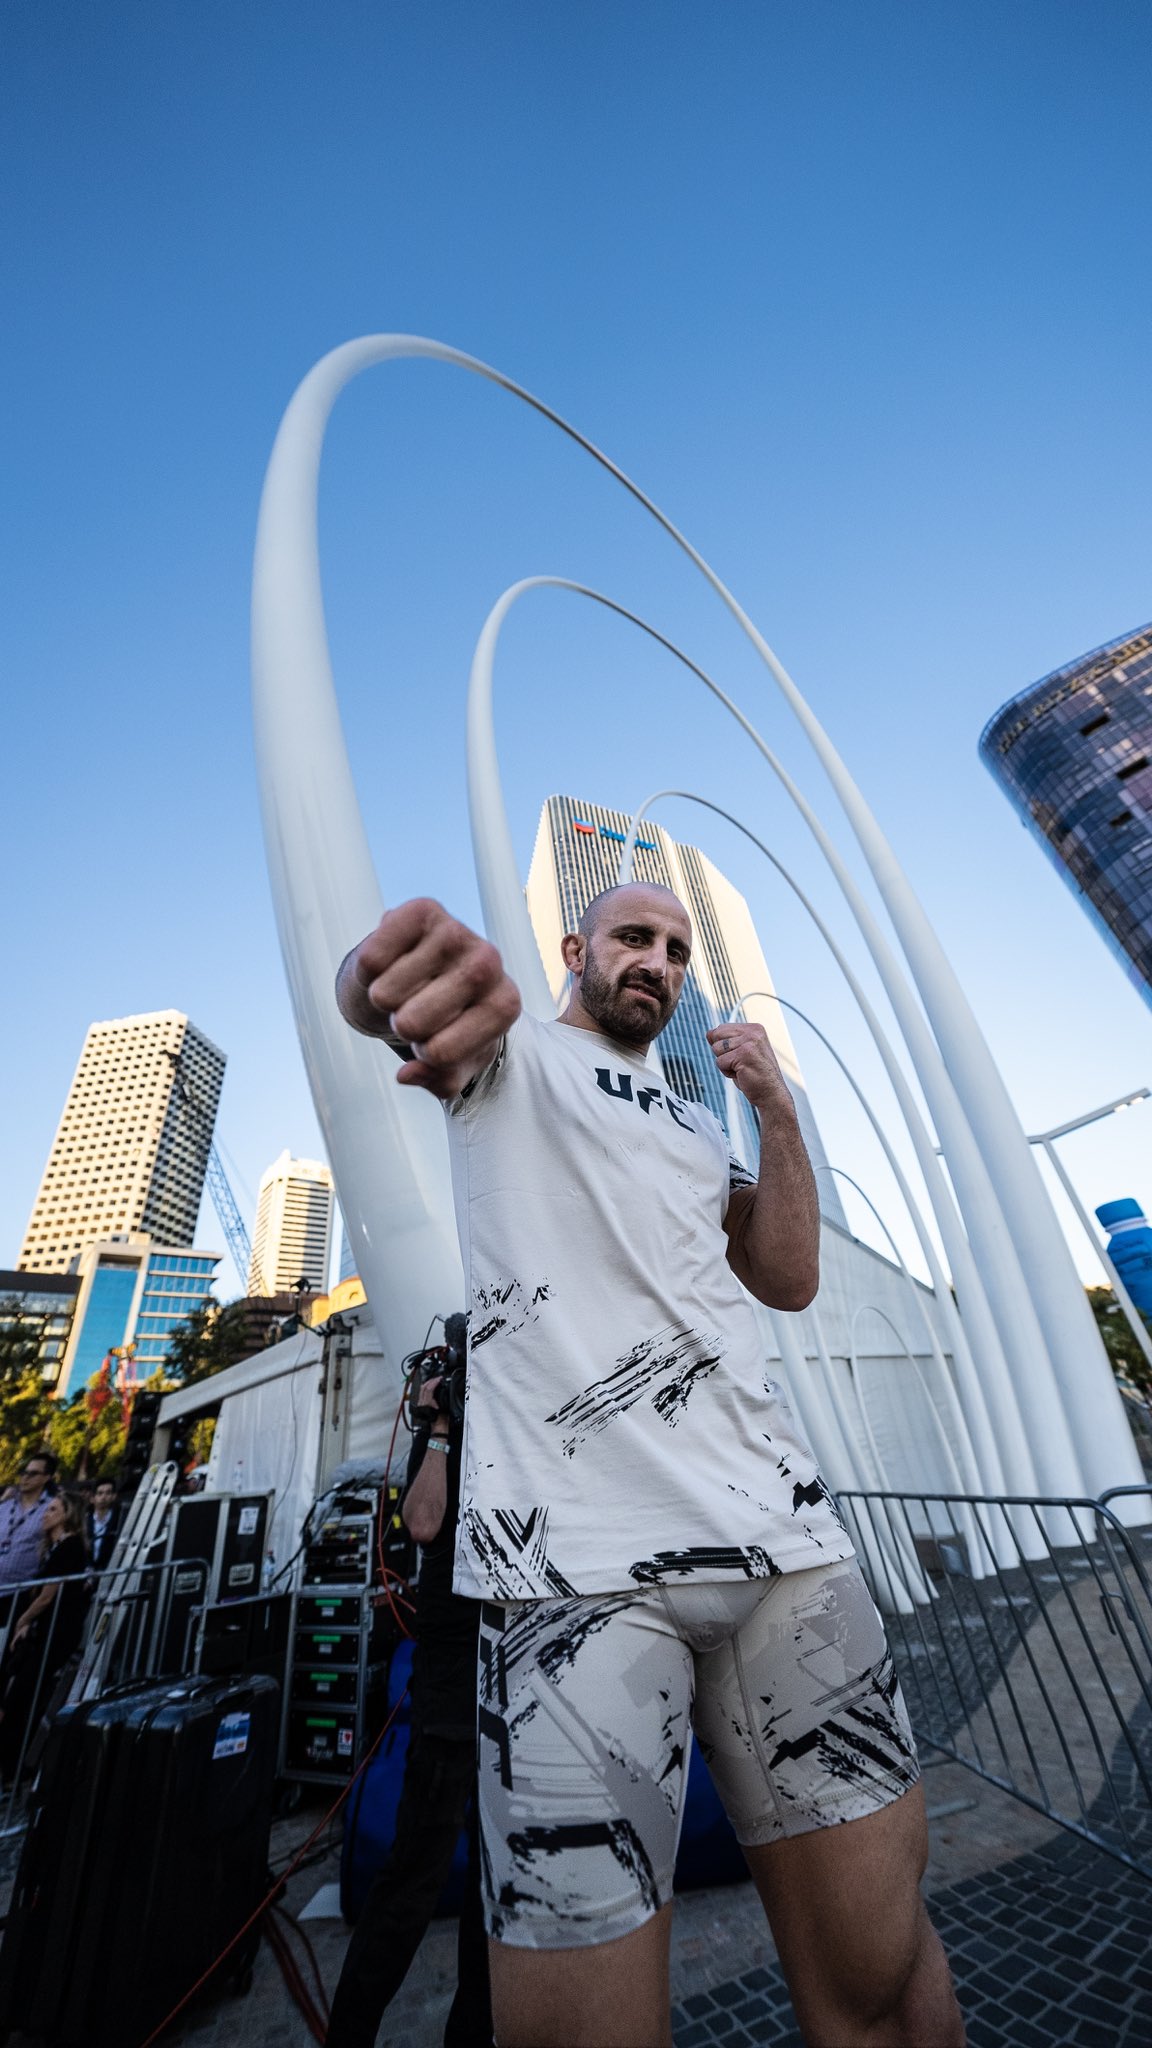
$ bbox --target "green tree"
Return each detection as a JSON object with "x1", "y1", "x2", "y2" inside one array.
[
  {"x1": 164, "y1": 1299, "x2": 253, "y2": 1386},
  {"x1": 1088, "y1": 1285, "x2": 1152, "y2": 1400},
  {"x1": 0, "y1": 1299, "x2": 54, "y2": 1481},
  {"x1": 0, "y1": 1372, "x2": 55, "y2": 1485},
  {"x1": 48, "y1": 1387, "x2": 129, "y2": 1480}
]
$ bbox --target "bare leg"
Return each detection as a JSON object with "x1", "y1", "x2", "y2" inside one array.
[
  {"x1": 743, "y1": 1784, "x2": 964, "y2": 2047},
  {"x1": 488, "y1": 1900, "x2": 674, "y2": 2048}
]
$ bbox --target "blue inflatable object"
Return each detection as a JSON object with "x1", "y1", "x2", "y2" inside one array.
[
  {"x1": 1096, "y1": 1198, "x2": 1152, "y2": 1318},
  {"x1": 341, "y1": 1641, "x2": 469, "y2": 1921},
  {"x1": 340, "y1": 1641, "x2": 746, "y2": 1923}
]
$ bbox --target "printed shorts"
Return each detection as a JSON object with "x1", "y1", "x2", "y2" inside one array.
[{"x1": 476, "y1": 1557, "x2": 919, "y2": 1948}]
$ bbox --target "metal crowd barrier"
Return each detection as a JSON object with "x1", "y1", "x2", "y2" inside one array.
[
  {"x1": 838, "y1": 1485, "x2": 1152, "y2": 1878},
  {"x1": 0, "y1": 1556, "x2": 205, "y2": 1840}
]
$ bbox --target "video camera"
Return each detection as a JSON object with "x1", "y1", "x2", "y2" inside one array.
[{"x1": 405, "y1": 1311, "x2": 469, "y2": 1428}]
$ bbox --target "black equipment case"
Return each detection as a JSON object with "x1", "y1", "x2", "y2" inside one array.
[{"x1": 0, "y1": 1671, "x2": 279, "y2": 2046}]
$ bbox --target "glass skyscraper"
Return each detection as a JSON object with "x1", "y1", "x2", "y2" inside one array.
[
  {"x1": 980, "y1": 624, "x2": 1152, "y2": 1004},
  {"x1": 55, "y1": 1238, "x2": 220, "y2": 1399},
  {"x1": 525, "y1": 793, "x2": 847, "y2": 1230}
]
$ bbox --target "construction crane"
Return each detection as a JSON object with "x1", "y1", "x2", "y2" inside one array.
[{"x1": 163, "y1": 1052, "x2": 253, "y2": 1286}]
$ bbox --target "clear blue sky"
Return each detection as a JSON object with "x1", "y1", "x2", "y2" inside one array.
[{"x1": 3, "y1": 1, "x2": 1150, "y2": 1299}]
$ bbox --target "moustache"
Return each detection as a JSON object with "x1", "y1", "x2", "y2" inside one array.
[{"x1": 621, "y1": 975, "x2": 668, "y2": 1000}]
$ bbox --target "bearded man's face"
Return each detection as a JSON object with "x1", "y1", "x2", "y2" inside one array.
[{"x1": 574, "y1": 903, "x2": 691, "y2": 1046}]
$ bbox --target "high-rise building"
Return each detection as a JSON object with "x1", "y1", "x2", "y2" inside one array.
[
  {"x1": 525, "y1": 794, "x2": 847, "y2": 1229},
  {"x1": 19, "y1": 1011, "x2": 225, "y2": 1274},
  {"x1": 980, "y1": 623, "x2": 1152, "y2": 1004},
  {"x1": 247, "y1": 1152, "x2": 334, "y2": 1296},
  {"x1": 54, "y1": 1236, "x2": 221, "y2": 1400}
]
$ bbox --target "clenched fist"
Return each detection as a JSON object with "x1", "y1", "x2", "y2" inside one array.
[
  {"x1": 337, "y1": 899, "x2": 521, "y2": 1101},
  {"x1": 706, "y1": 1021, "x2": 796, "y2": 1119}
]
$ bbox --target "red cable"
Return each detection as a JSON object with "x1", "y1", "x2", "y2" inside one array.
[
  {"x1": 263, "y1": 1911, "x2": 327, "y2": 2043},
  {"x1": 138, "y1": 1682, "x2": 409, "y2": 2048},
  {"x1": 271, "y1": 1900, "x2": 331, "y2": 2025},
  {"x1": 267, "y1": 1910, "x2": 328, "y2": 2041}
]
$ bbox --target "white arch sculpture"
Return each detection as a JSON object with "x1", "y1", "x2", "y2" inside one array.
[
  {"x1": 470, "y1": 582, "x2": 1070, "y2": 1491},
  {"x1": 616, "y1": 787, "x2": 1009, "y2": 1492},
  {"x1": 727, "y1": 991, "x2": 983, "y2": 1495},
  {"x1": 251, "y1": 334, "x2": 1142, "y2": 1499}
]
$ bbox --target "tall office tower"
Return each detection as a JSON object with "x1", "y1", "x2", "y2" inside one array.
[
  {"x1": 525, "y1": 794, "x2": 847, "y2": 1229},
  {"x1": 247, "y1": 1152, "x2": 334, "y2": 1296},
  {"x1": 19, "y1": 1012, "x2": 225, "y2": 1275},
  {"x1": 980, "y1": 623, "x2": 1152, "y2": 1005}
]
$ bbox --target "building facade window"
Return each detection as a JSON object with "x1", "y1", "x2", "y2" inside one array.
[{"x1": 980, "y1": 624, "x2": 1152, "y2": 1004}]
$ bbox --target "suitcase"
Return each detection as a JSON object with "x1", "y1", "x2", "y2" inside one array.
[
  {"x1": 0, "y1": 1672, "x2": 279, "y2": 2047},
  {"x1": 66, "y1": 1672, "x2": 280, "y2": 2046},
  {"x1": 0, "y1": 1680, "x2": 157, "y2": 2037}
]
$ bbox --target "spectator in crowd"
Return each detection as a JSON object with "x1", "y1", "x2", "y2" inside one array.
[
  {"x1": 0, "y1": 1495, "x2": 90, "y2": 1779},
  {"x1": 0, "y1": 1453, "x2": 58, "y2": 1617},
  {"x1": 86, "y1": 1479, "x2": 122, "y2": 1571}
]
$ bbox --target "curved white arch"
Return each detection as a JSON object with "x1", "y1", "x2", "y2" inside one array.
[
  {"x1": 473, "y1": 577, "x2": 1123, "y2": 1499},
  {"x1": 616, "y1": 787, "x2": 1009, "y2": 1491},
  {"x1": 470, "y1": 586, "x2": 1063, "y2": 1485},
  {"x1": 833, "y1": 1182, "x2": 976, "y2": 1511},
  {"x1": 466, "y1": 580, "x2": 1086, "y2": 1489},
  {"x1": 732, "y1": 992, "x2": 983, "y2": 1494},
  {"x1": 253, "y1": 337, "x2": 1136, "y2": 1503},
  {"x1": 471, "y1": 583, "x2": 1069, "y2": 1455}
]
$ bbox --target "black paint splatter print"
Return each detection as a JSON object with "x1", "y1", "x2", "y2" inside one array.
[{"x1": 546, "y1": 1325, "x2": 724, "y2": 1458}]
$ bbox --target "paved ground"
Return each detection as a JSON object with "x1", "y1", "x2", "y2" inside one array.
[{"x1": 140, "y1": 1758, "x2": 1152, "y2": 2045}]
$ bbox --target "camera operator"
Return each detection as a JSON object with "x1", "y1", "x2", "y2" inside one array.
[{"x1": 326, "y1": 1331, "x2": 493, "y2": 2048}]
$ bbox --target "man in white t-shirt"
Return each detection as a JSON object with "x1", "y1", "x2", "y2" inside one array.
[{"x1": 337, "y1": 886, "x2": 962, "y2": 2048}]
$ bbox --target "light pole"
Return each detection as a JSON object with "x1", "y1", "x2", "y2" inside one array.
[{"x1": 1029, "y1": 1092, "x2": 1152, "y2": 1378}]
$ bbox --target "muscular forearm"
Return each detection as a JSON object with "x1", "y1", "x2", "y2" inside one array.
[
  {"x1": 402, "y1": 1437, "x2": 449, "y2": 1545},
  {"x1": 729, "y1": 1097, "x2": 820, "y2": 1311}
]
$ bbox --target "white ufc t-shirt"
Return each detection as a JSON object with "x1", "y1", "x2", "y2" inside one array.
[{"x1": 444, "y1": 1011, "x2": 853, "y2": 1601}]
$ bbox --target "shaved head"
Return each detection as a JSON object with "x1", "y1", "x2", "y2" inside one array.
[{"x1": 578, "y1": 882, "x2": 688, "y2": 942}]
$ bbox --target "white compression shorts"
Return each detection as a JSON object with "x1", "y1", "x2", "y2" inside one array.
[{"x1": 476, "y1": 1557, "x2": 920, "y2": 1949}]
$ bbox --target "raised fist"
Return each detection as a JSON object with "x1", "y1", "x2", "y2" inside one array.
[{"x1": 340, "y1": 899, "x2": 521, "y2": 1100}]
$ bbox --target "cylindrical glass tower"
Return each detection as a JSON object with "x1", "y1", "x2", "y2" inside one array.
[{"x1": 980, "y1": 624, "x2": 1152, "y2": 1004}]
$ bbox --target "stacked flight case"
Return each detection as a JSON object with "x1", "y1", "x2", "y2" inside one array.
[
  {"x1": 281, "y1": 1499, "x2": 401, "y2": 1784},
  {"x1": 0, "y1": 1671, "x2": 279, "y2": 2047}
]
